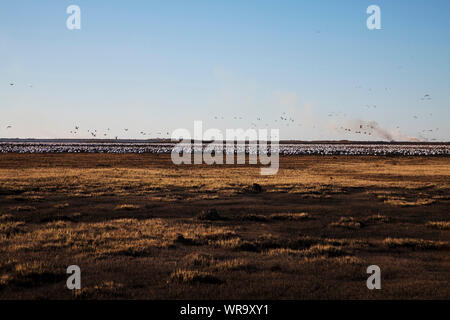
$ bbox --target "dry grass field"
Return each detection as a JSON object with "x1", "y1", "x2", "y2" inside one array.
[{"x1": 0, "y1": 153, "x2": 449, "y2": 299}]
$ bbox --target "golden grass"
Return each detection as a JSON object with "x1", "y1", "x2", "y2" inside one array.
[
  {"x1": 212, "y1": 259, "x2": 253, "y2": 271},
  {"x1": 0, "y1": 155, "x2": 449, "y2": 299},
  {"x1": 114, "y1": 204, "x2": 141, "y2": 211},
  {"x1": 0, "y1": 218, "x2": 239, "y2": 257},
  {"x1": 241, "y1": 212, "x2": 310, "y2": 222},
  {"x1": 265, "y1": 244, "x2": 346, "y2": 258},
  {"x1": 183, "y1": 253, "x2": 215, "y2": 267},
  {"x1": 0, "y1": 221, "x2": 27, "y2": 237},
  {"x1": 383, "y1": 237, "x2": 449, "y2": 250},
  {"x1": 54, "y1": 203, "x2": 70, "y2": 209},
  {"x1": 182, "y1": 253, "x2": 253, "y2": 271},
  {"x1": 306, "y1": 244, "x2": 346, "y2": 257},
  {"x1": 1, "y1": 156, "x2": 448, "y2": 202},
  {"x1": 426, "y1": 221, "x2": 450, "y2": 230},
  {"x1": 6, "y1": 195, "x2": 43, "y2": 202},
  {"x1": 212, "y1": 238, "x2": 244, "y2": 249},
  {"x1": 0, "y1": 260, "x2": 64, "y2": 289},
  {"x1": 265, "y1": 248, "x2": 302, "y2": 256},
  {"x1": 14, "y1": 261, "x2": 48, "y2": 276},
  {"x1": 74, "y1": 281, "x2": 125, "y2": 299},
  {"x1": 330, "y1": 255, "x2": 363, "y2": 265},
  {"x1": 364, "y1": 214, "x2": 390, "y2": 223},
  {"x1": 383, "y1": 197, "x2": 435, "y2": 207},
  {"x1": 269, "y1": 212, "x2": 310, "y2": 221},
  {"x1": 330, "y1": 217, "x2": 362, "y2": 229},
  {"x1": 168, "y1": 269, "x2": 221, "y2": 284}
]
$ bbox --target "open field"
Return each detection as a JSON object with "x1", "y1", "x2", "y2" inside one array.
[{"x1": 0, "y1": 153, "x2": 449, "y2": 299}]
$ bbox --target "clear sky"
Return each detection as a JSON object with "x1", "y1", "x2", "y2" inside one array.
[{"x1": 1, "y1": 0, "x2": 449, "y2": 141}]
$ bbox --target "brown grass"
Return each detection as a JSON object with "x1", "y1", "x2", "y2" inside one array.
[
  {"x1": 383, "y1": 237, "x2": 449, "y2": 250},
  {"x1": 168, "y1": 270, "x2": 222, "y2": 284},
  {"x1": 270, "y1": 212, "x2": 310, "y2": 221},
  {"x1": 54, "y1": 203, "x2": 70, "y2": 209},
  {"x1": 0, "y1": 221, "x2": 27, "y2": 237},
  {"x1": 330, "y1": 217, "x2": 363, "y2": 229},
  {"x1": 426, "y1": 221, "x2": 450, "y2": 230},
  {"x1": 10, "y1": 205, "x2": 36, "y2": 212},
  {"x1": 183, "y1": 253, "x2": 215, "y2": 267},
  {"x1": 74, "y1": 281, "x2": 125, "y2": 299},
  {"x1": 212, "y1": 259, "x2": 254, "y2": 271},
  {"x1": 0, "y1": 154, "x2": 448, "y2": 299},
  {"x1": 266, "y1": 244, "x2": 346, "y2": 258},
  {"x1": 0, "y1": 214, "x2": 14, "y2": 222},
  {"x1": 384, "y1": 197, "x2": 435, "y2": 207},
  {"x1": 241, "y1": 212, "x2": 310, "y2": 222},
  {"x1": 114, "y1": 204, "x2": 141, "y2": 211}
]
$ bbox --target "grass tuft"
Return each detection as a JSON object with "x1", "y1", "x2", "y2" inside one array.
[
  {"x1": 383, "y1": 237, "x2": 449, "y2": 250},
  {"x1": 169, "y1": 269, "x2": 222, "y2": 284},
  {"x1": 114, "y1": 204, "x2": 140, "y2": 211},
  {"x1": 426, "y1": 221, "x2": 450, "y2": 230},
  {"x1": 330, "y1": 217, "x2": 363, "y2": 229}
]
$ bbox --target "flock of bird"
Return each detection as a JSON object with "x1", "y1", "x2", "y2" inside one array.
[
  {"x1": 0, "y1": 142, "x2": 448, "y2": 156},
  {"x1": 67, "y1": 125, "x2": 172, "y2": 140},
  {"x1": 3, "y1": 82, "x2": 443, "y2": 141}
]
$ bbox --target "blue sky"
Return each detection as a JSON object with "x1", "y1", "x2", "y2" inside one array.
[{"x1": 1, "y1": 0, "x2": 449, "y2": 141}]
